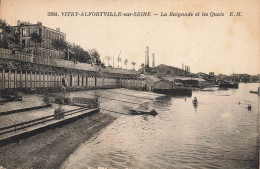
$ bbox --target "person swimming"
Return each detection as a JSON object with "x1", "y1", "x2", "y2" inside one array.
[{"x1": 192, "y1": 97, "x2": 198, "y2": 104}]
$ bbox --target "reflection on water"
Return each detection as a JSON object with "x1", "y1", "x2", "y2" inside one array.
[{"x1": 62, "y1": 83, "x2": 259, "y2": 169}]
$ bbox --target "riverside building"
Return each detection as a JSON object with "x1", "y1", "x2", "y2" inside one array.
[{"x1": 12, "y1": 20, "x2": 66, "y2": 59}]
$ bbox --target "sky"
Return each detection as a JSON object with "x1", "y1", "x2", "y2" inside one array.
[{"x1": 0, "y1": 0, "x2": 260, "y2": 75}]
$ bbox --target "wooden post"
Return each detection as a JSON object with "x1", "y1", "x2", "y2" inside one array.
[
  {"x1": 20, "y1": 71, "x2": 22, "y2": 88},
  {"x1": 30, "y1": 71, "x2": 32, "y2": 89},
  {"x1": 53, "y1": 73, "x2": 55, "y2": 87},
  {"x1": 14, "y1": 122, "x2": 16, "y2": 133},
  {"x1": 43, "y1": 72, "x2": 45, "y2": 88},
  {"x1": 2, "y1": 69, "x2": 5, "y2": 89},
  {"x1": 8, "y1": 70, "x2": 11, "y2": 88},
  {"x1": 25, "y1": 71, "x2": 27, "y2": 88},
  {"x1": 86, "y1": 75, "x2": 88, "y2": 87},
  {"x1": 14, "y1": 70, "x2": 17, "y2": 88},
  {"x1": 258, "y1": 87, "x2": 260, "y2": 95},
  {"x1": 50, "y1": 73, "x2": 52, "y2": 88},
  {"x1": 39, "y1": 72, "x2": 41, "y2": 88}
]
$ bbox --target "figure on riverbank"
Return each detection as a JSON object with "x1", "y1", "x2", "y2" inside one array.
[
  {"x1": 62, "y1": 77, "x2": 68, "y2": 94},
  {"x1": 192, "y1": 97, "x2": 198, "y2": 104},
  {"x1": 247, "y1": 104, "x2": 251, "y2": 111}
]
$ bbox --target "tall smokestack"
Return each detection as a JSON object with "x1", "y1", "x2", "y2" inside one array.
[
  {"x1": 152, "y1": 53, "x2": 155, "y2": 68},
  {"x1": 182, "y1": 63, "x2": 184, "y2": 70},
  {"x1": 145, "y1": 50, "x2": 147, "y2": 66},
  {"x1": 146, "y1": 46, "x2": 149, "y2": 67}
]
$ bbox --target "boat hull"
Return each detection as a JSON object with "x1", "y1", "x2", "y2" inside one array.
[
  {"x1": 218, "y1": 83, "x2": 239, "y2": 89},
  {"x1": 154, "y1": 88, "x2": 192, "y2": 96},
  {"x1": 129, "y1": 109, "x2": 158, "y2": 116}
]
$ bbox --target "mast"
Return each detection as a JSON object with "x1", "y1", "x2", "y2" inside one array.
[{"x1": 233, "y1": 67, "x2": 235, "y2": 83}]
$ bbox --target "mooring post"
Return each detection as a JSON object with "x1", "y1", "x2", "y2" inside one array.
[{"x1": 14, "y1": 122, "x2": 16, "y2": 133}]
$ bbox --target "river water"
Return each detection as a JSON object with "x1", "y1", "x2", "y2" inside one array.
[{"x1": 62, "y1": 83, "x2": 259, "y2": 169}]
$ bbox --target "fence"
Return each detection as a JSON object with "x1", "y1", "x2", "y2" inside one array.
[{"x1": 0, "y1": 49, "x2": 138, "y2": 75}]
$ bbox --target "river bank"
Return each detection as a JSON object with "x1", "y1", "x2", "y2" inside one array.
[
  {"x1": 0, "y1": 112, "x2": 116, "y2": 169},
  {"x1": 0, "y1": 88, "x2": 162, "y2": 169}
]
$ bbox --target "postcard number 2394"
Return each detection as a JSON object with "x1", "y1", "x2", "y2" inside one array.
[{"x1": 47, "y1": 12, "x2": 58, "y2": 16}]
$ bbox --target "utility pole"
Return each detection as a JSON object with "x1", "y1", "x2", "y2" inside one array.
[
  {"x1": 118, "y1": 51, "x2": 121, "y2": 68},
  {"x1": 67, "y1": 48, "x2": 70, "y2": 61}
]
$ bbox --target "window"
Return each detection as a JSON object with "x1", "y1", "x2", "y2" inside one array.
[
  {"x1": 22, "y1": 39, "x2": 25, "y2": 47},
  {"x1": 30, "y1": 28, "x2": 33, "y2": 35},
  {"x1": 39, "y1": 28, "x2": 42, "y2": 36},
  {"x1": 22, "y1": 29, "x2": 26, "y2": 37},
  {"x1": 26, "y1": 29, "x2": 30, "y2": 36}
]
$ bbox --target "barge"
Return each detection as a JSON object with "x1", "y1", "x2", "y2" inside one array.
[
  {"x1": 153, "y1": 80, "x2": 192, "y2": 96},
  {"x1": 218, "y1": 82, "x2": 239, "y2": 89}
]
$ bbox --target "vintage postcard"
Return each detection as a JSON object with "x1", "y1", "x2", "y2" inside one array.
[{"x1": 0, "y1": 0, "x2": 259, "y2": 168}]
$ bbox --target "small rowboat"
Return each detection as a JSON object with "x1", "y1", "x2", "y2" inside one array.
[
  {"x1": 129, "y1": 109, "x2": 158, "y2": 116},
  {"x1": 250, "y1": 90, "x2": 258, "y2": 94}
]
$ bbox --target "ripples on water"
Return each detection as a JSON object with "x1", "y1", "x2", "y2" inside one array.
[{"x1": 62, "y1": 83, "x2": 259, "y2": 169}]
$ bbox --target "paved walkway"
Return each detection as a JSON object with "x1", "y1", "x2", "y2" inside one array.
[
  {"x1": 0, "y1": 88, "x2": 163, "y2": 140},
  {"x1": 0, "y1": 94, "x2": 45, "y2": 113}
]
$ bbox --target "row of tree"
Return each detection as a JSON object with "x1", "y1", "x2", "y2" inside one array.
[
  {"x1": 30, "y1": 32, "x2": 102, "y2": 65},
  {"x1": 104, "y1": 56, "x2": 137, "y2": 69},
  {"x1": 51, "y1": 38, "x2": 102, "y2": 65}
]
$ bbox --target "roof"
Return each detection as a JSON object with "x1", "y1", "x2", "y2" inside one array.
[
  {"x1": 162, "y1": 76, "x2": 205, "y2": 82},
  {"x1": 154, "y1": 79, "x2": 173, "y2": 84},
  {"x1": 12, "y1": 24, "x2": 66, "y2": 35}
]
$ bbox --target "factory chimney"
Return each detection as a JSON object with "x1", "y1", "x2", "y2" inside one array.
[
  {"x1": 145, "y1": 50, "x2": 147, "y2": 66},
  {"x1": 152, "y1": 53, "x2": 155, "y2": 68},
  {"x1": 145, "y1": 46, "x2": 149, "y2": 67}
]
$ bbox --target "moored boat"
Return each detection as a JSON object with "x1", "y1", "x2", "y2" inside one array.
[
  {"x1": 250, "y1": 90, "x2": 259, "y2": 94},
  {"x1": 129, "y1": 109, "x2": 158, "y2": 116},
  {"x1": 218, "y1": 82, "x2": 239, "y2": 89},
  {"x1": 153, "y1": 87, "x2": 192, "y2": 96}
]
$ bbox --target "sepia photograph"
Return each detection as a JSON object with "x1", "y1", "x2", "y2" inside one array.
[{"x1": 0, "y1": 0, "x2": 259, "y2": 168}]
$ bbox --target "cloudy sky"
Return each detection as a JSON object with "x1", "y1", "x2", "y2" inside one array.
[{"x1": 1, "y1": 0, "x2": 259, "y2": 75}]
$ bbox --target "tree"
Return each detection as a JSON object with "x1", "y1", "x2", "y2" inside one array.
[
  {"x1": 0, "y1": 19, "x2": 12, "y2": 34},
  {"x1": 89, "y1": 49, "x2": 101, "y2": 64},
  {"x1": 31, "y1": 32, "x2": 42, "y2": 47},
  {"x1": 124, "y1": 59, "x2": 128, "y2": 69},
  {"x1": 117, "y1": 51, "x2": 121, "y2": 68},
  {"x1": 131, "y1": 62, "x2": 136, "y2": 70},
  {"x1": 105, "y1": 56, "x2": 112, "y2": 66},
  {"x1": 141, "y1": 63, "x2": 145, "y2": 68},
  {"x1": 31, "y1": 32, "x2": 42, "y2": 54},
  {"x1": 0, "y1": 19, "x2": 19, "y2": 49},
  {"x1": 65, "y1": 43, "x2": 92, "y2": 64},
  {"x1": 51, "y1": 39, "x2": 67, "y2": 51}
]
